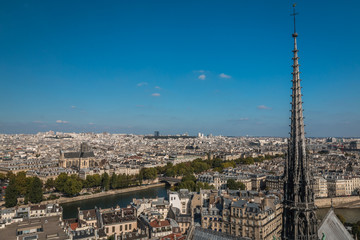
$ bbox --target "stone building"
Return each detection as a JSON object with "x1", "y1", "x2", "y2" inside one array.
[
  {"x1": 59, "y1": 143, "x2": 98, "y2": 169},
  {"x1": 100, "y1": 207, "x2": 137, "y2": 237},
  {"x1": 78, "y1": 208, "x2": 99, "y2": 229},
  {"x1": 200, "y1": 195, "x2": 282, "y2": 240},
  {"x1": 229, "y1": 198, "x2": 282, "y2": 240},
  {"x1": 265, "y1": 175, "x2": 283, "y2": 191},
  {"x1": 313, "y1": 176, "x2": 328, "y2": 198},
  {"x1": 169, "y1": 190, "x2": 192, "y2": 215},
  {"x1": 250, "y1": 174, "x2": 266, "y2": 191},
  {"x1": 327, "y1": 178, "x2": 346, "y2": 197},
  {"x1": 197, "y1": 172, "x2": 252, "y2": 190},
  {"x1": 167, "y1": 207, "x2": 192, "y2": 234}
]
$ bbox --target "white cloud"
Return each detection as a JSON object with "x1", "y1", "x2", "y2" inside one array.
[
  {"x1": 198, "y1": 74, "x2": 206, "y2": 80},
  {"x1": 56, "y1": 120, "x2": 69, "y2": 124},
  {"x1": 137, "y1": 82, "x2": 148, "y2": 87},
  {"x1": 219, "y1": 73, "x2": 231, "y2": 79},
  {"x1": 71, "y1": 105, "x2": 77, "y2": 109},
  {"x1": 151, "y1": 93, "x2": 161, "y2": 97},
  {"x1": 88, "y1": 122, "x2": 95, "y2": 125},
  {"x1": 193, "y1": 70, "x2": 205, "y2": 73},
  {"x1": 239, "y1": 118, "x2": 249, "y2": 121},
  {"x1": 155, "y1": 86, "x2": 161, "y2": 89},
  {"x1": 257, "y1": 105, "x2": 272, "y2": 110}
]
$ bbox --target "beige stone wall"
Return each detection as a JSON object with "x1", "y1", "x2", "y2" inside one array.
[
  {"x1": 315, "y1": 196, "x2": 360, "y2": 208},
  {"x1": 105, "y1": 221, "x2": 137, "y2": 236}
]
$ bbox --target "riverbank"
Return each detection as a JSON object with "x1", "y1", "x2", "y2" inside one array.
[
  {"x1": 42, "y1": 183, "x2": 166, "y2": 205},
  {"x1": 61, "y1": 185, "x2": 168, "y2": 219},
  {"x1": 54, "y1": 190, "x2": 359, "y2": 207}
]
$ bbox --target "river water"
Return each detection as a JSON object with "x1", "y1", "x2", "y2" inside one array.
[
  {"x1": 61, "y1": 186, "x2": 360, "y2": 223},
  {"x1": 61, "y1": 186, "x2": 168, "y2": 219}
]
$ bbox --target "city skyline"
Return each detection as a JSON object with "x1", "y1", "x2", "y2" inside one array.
[{"x1": 1, "y1": 1, "x2": 360, "y2": 137}]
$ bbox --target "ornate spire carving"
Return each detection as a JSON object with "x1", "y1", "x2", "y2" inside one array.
[{"x1": 282, "y1": 4, "x2": 318, "y2": 240}]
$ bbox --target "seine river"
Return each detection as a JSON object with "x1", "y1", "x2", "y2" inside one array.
[
  {"x1": 61, "y1": 186, "x2": 168, "y2": 219},
  {"x1": 61, "y1": 186, "x2": 360, "y2": 223}
]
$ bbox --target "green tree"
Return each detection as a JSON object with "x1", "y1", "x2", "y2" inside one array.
[
  {"x1": 93, "y1": 174, "x2": 102, "y2": 187},
  {"x1": 101, "y1": 173, "x2": 110, "y2": 191},
  {"x1": 178, "y1": 180, "x2": 196, "y2": 191},
  {"x1": 84, "y1": 175, "x2": 95, "y2": 188},
  {"x1": 110, "y1": 173, "x2": 117, "y2": 189},
  {"x1": 227, "y1": 179, "x2": 238, "y2": 190},
  {"x1": 28, "y1": 177, "x2": 43, "y2": 203},
  {"x1": 182, "y1": 174, "x2": 196, "y2": 182},
  {"x1": 212, "y1": 158, "x2": 223, "y2": 168},
  {"x1": 237, "y1": 181, "x2": 245, "y2": 190},
  {"x1": 15, "y1": 172, "x2": 28, "y2": 196},
  {"x1": 236, "y1": 157, "x2": 254, "y2": 165},
  {"x1": 227, "y1": 179, "x2": 245, "y2": 190},
  {"x1": 45, "y1": 178, "x2": 56, "y2": 190},
  {"x1": 165, "y1": 168, "x2": 176, "y2": 177},
  {"x1": 55, "y1": 173, "x2": 69, "y2": 192},
  {"x1": 6, "y1": 171, "x2": 15, "y2": 181},
  {"x1": 192, "y1": 161, "x2": 210, "y2": 174},
  {"x1": 222, "y1": 161, "x2": 236, "y2": 169},
  {"x1": 63, "y1": 177, "x2": 82, "y2": 196},
  {"x1": 5, "y1": 179, "x2": 18, "y2": 207},
  {"x1": 141, "y1": 168, "x2": 158, "y2": 180}
]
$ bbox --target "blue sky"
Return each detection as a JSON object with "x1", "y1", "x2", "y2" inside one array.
[{"x1": 0, "y1": 0, "x2": 359, "y2": 137}]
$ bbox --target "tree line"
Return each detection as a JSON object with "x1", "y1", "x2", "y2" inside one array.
[
  {"x1": 4, "y1": 172, "x2": 43, "y2": 208},
  {"x1": 155, "y1": 155, "x2": 283, "y2": 178},
  {"x1": 45, "y1": 172, "x2": 139, "y2": 197},
  {"x1": 3, "y1": 171, "x2": 146, "y2": 208},
  {"x1": 175, "y1": 174, "x2": 214, "y2": 192}
]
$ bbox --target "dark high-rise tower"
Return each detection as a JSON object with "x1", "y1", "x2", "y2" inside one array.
[{"x1": 282, "y1": 5, "x2": 318, "y2": 240}]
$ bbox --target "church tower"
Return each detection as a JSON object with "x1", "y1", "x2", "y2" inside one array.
[{"x1": 282, "y1": 4, "x2": 318, "y2": 240}]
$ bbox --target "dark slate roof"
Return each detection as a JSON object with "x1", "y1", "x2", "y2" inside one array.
[
  {"x1": 245, "y1": 203, "x2": 260, "y2": 214},
  {"x1": 102, "y1": 209, "x2": 136, "y2": 225},
  {"x1": 72, "y1": 228, "x2": 95, "y2": 240},
  {"x1": 318, "y1": 208, "x2": 354, "y2": 240},
  {"x1": 223, "y1": 198, "x2": 232, "y2": 209},
  {"x1": 231, "y1": 200, "x2": 247, "y2": 208},
  {"x1": 64, "y1": 152, "x2": 95, "y2": 158},
  {"x1": 80, "y1": 209, "x2": 96, "y2": 220},
  {"x1": 120, "y1": 230, "x2": 148, "y2": 240}
]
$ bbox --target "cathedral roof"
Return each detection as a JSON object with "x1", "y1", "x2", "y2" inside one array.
[
  {"x1": 64, "y1": 152, "x2": 95, "y2": 158},
  {"x1": 317, "y1": 208, "x2": 354, "y2": 240}
]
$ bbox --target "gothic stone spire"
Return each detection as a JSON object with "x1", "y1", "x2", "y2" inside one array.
[{"x1": 282, "y1": 4, "x2": 318, "y2": 240}]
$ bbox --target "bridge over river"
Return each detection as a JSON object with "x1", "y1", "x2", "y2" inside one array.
[{"x1": 158, "y1": 176, "x2": 181, "y2": 186}]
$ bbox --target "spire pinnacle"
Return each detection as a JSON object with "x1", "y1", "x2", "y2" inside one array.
[
  {"x1": 291, "y1": 3, "x2": 298, "y2": 37},
  {"x1": 282, "y1": 4, "x2": 318, "y2": 239}
]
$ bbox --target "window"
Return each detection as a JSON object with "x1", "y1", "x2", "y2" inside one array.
[
  {"x1": 120, "y1": 225, "x2": 122, "y2": 231},
  {"x1": 106, "y1": 228, "x2": 109, "y2": 234},
  {"x1": 112, "y1": 226, "x2": 115, "y2": 232},
  {"x1": 129, "y1": 224, "x2": 132, "y2": 229},
  {"x1": 125, "y1": 224, "x2": 128, "y2": 231}
]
